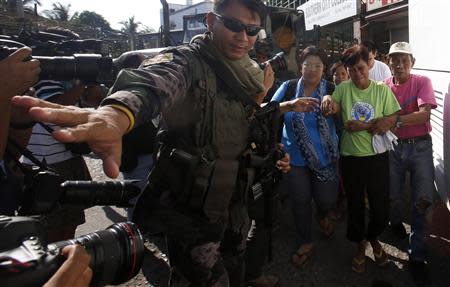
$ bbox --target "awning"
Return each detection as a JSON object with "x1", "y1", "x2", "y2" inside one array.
[{"x1": 364, "y1": 3, "x2": 408, "y2": 22}]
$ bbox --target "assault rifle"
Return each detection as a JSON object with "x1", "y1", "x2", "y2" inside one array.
[{"x1": 247, "y1": 101, "x2": 285, "y2": 261}]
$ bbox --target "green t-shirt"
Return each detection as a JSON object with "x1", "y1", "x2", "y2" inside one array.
[{"x1": 332, "y1": 80, "x2": 400, "y2": 157}]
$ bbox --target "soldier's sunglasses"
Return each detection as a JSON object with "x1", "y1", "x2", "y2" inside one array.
[{"x1": 213, "y1": 13, "x2": 262, "y2": 37}]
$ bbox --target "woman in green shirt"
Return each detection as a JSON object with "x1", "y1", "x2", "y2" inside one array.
[{"x1": 321, "y1": 45, "x2": 400, "y2": 273}]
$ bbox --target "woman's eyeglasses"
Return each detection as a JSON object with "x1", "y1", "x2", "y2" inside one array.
[{"x1": 213, "y1": 13, "x2": 262, "y2": 37}]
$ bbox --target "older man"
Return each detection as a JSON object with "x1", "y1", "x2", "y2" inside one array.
[{"x1": 385, "y1": 42, "x2": 437, "y2": 286}]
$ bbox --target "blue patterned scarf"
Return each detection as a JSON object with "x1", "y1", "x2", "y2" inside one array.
[{"x1": 291, "y1": 78, "x2": 339, "y2": 182}]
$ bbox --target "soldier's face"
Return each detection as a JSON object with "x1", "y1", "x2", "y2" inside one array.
[{"x1": 207, "y1": 1, "x2": 261, "y2": 60}]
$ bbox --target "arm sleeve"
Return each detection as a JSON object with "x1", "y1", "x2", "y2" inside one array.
[
  {"x1": 331, "y1": 84, "x2": 343, "y2": 104},
  {"x1": 102, "y1": 49, "x2": 193, "y2": 127},
  {"x1": 270, "y1": 81, "x2": 289, "y2": 103},
  {"x1": 417, "y1": 76, "x2": 437, "y2": 109},
  {"x1": 383, "y1": 85, "x2": 401, "y2": 115}
]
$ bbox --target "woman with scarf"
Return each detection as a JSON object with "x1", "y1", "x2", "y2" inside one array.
[{"x1": 271, "y1": 46, "x2": 339, "y2": 268}]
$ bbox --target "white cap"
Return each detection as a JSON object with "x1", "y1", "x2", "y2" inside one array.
[{"x1": 388, "y1": 42, "x2": 413, "y2": 56}]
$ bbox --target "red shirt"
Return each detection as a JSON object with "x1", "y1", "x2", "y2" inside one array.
[{"x1": 385, "y1": 74, "x2": 437, "y2": 139}]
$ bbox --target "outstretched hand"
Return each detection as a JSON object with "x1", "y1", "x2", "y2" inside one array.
[
  {"x1": 287, "y1": 97, "x2": 320, "y2": 113},
  {"x1": 11, "y1": 96, "x2": 131, "y2": 178}
]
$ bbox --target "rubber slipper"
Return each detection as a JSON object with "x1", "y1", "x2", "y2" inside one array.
[{"x1": 351, "y1": 256, "x2": 366, "y2": 273}]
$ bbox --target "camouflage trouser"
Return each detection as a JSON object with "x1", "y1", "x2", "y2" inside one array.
[{"x1": 167, "y1": 227, "x2": 248, "y2": 287}]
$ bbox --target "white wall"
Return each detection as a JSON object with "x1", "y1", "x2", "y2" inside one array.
[
  {"x1": 163, "y1": 2, "x2": 213, "y2": 31},
  {"x1": 409, "y1": 0, "x2": 450, "y2": 71},
  {"x1": 409, "y1": 0, "x2": 450, "y2": 205}
]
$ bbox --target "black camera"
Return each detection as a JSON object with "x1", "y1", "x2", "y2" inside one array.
[
  {"x1": 259, "y1": 52, "x2": 288, "y2": 73},
  {"x1": 0, "y1": 37, "x2": 114, "y2": 84},
  {"x1": 18, "y1": 169, "x2": 141, "y2": 215},
  {"x1": 0, "y1": 216, "x2": 144, "y2": 287}
]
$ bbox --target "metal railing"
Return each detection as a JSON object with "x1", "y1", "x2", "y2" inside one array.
[{"x1": 265, "y1": 0, "x2": 302, "y2": 10}]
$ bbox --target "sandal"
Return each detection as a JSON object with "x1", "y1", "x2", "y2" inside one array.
[
  {"x1": 373, "y1": 247, "x2": 389, "y2": 267},
  {"x1": 319, "y1": 218, "x2": 334, "y2": 238},
  {"x1": 291, "y1": 245, "x2": 313, "y2": 269},
  {"x1": 351, "y1": 256, "x2": 366, "y2": 273}
]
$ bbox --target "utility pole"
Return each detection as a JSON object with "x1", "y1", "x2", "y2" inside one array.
[{"x1": 160, "y1": 0, "x2": 171, "y2": 47}]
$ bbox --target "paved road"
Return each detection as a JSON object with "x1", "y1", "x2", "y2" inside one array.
[{"x1": 77, "y1": 156, "x2": 450, "y2": 287}]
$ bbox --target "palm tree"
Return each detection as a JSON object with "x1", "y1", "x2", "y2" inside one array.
[
  {"x1": 43, "y1": 2, "x2": 71, "y2": 21},
  {"x1": 120, "y1": 16, "x2": 141, "y2": 50}
]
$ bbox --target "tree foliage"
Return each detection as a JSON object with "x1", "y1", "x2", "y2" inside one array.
[
  {"x1": 120, "y1": 16, "x2": 141, "y2": 50},
  {"x1": 43, "y1": 2, "x2": 71, "y2": 21},
  {"x1": 71, "y1": 10, "x2": 112, "y2": 32}
]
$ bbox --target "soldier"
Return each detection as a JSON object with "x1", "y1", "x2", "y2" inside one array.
[{"x1": 12, "y1": 1, "x2": 320, "y2": 286}]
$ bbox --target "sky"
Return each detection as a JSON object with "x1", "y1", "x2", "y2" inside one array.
[{"x1": 39, "y1": 0, "x2": 204, "y2": 31}]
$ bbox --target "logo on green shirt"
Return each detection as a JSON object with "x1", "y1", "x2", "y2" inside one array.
[{"x1": 351, "y1": 102, "x2": 374, "y2": 122}]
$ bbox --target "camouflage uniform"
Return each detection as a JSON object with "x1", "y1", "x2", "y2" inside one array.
[{"x1": 103, "y1": 35, "x2": 256, "y2": 287}]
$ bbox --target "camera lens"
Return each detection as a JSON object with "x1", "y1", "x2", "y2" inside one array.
[
  {"x1": 51, "y1": 222, "x2": 144, "y2": 287},
  {"x1": 267, "y1": 52, "x2": 287, "y2": 72}
]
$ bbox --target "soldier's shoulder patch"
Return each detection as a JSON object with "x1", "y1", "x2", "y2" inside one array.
[{"x1": 142, "y1": 53, "x2": 174, "y2": 66}]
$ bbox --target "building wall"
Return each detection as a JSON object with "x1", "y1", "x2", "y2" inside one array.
[
  {"x1": 409, "y1": 0, "x2": 450, "y2": 204},
  {"x1": 160, "y1": 1, "x2": 213, "y2": 31}
]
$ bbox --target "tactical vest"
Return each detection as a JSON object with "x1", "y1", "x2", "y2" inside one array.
[{"x1": 137, "y1": 45, "x2": 253, "y2": 235}]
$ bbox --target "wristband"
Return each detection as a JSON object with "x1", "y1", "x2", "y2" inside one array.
[{"x1": 395, "y1": 114, "x2": 402, "y2": 128}]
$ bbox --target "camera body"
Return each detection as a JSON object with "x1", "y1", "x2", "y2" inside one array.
[{"x1": 0, "y1": 216, "x2": 144, "y2": 287}]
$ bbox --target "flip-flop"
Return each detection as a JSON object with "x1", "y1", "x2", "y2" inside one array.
[
  {"x1": 291, "y1": 246, "x2": 313, "y2": 269},
  {"x1": 373, "y1": 248, "x2": 389, "y2": 267},
  {"x1": 351, "y1": 256, "x2": 366, "y2": 273}
]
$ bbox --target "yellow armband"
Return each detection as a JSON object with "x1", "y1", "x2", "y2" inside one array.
[{"x1": 107, "y1": 104, "x2": 135, "y2": 133}]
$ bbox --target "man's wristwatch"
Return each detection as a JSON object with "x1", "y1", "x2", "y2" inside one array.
[{"x1": 395, "y1": 115, "x2": 402, "y2": 128}]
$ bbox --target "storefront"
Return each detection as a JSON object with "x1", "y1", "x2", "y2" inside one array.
[
  {"x1": 297, "y1": 0, "x2": 360, "y2": 62},
  {"x1": 362, "y1": 0, "x2": 409, "y2": 55}
]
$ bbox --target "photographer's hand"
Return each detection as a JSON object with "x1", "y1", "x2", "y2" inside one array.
[
  {"x1": 0, "y1": 47, "x2": 40, "y2": 97},
  {"x1": 43, "y1": 245, "x2": 92, "y2": 287},
  {"x1": 11, "y1": 96, "x2": 130, "y2": 178},
  {"x1": 255, "y1": 65, "x2": 275, "y2": 104}
]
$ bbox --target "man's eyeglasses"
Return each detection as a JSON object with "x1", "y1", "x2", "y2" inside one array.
[{"x1": 213, "y1": 13, "x2": 262, "y2": 37}]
